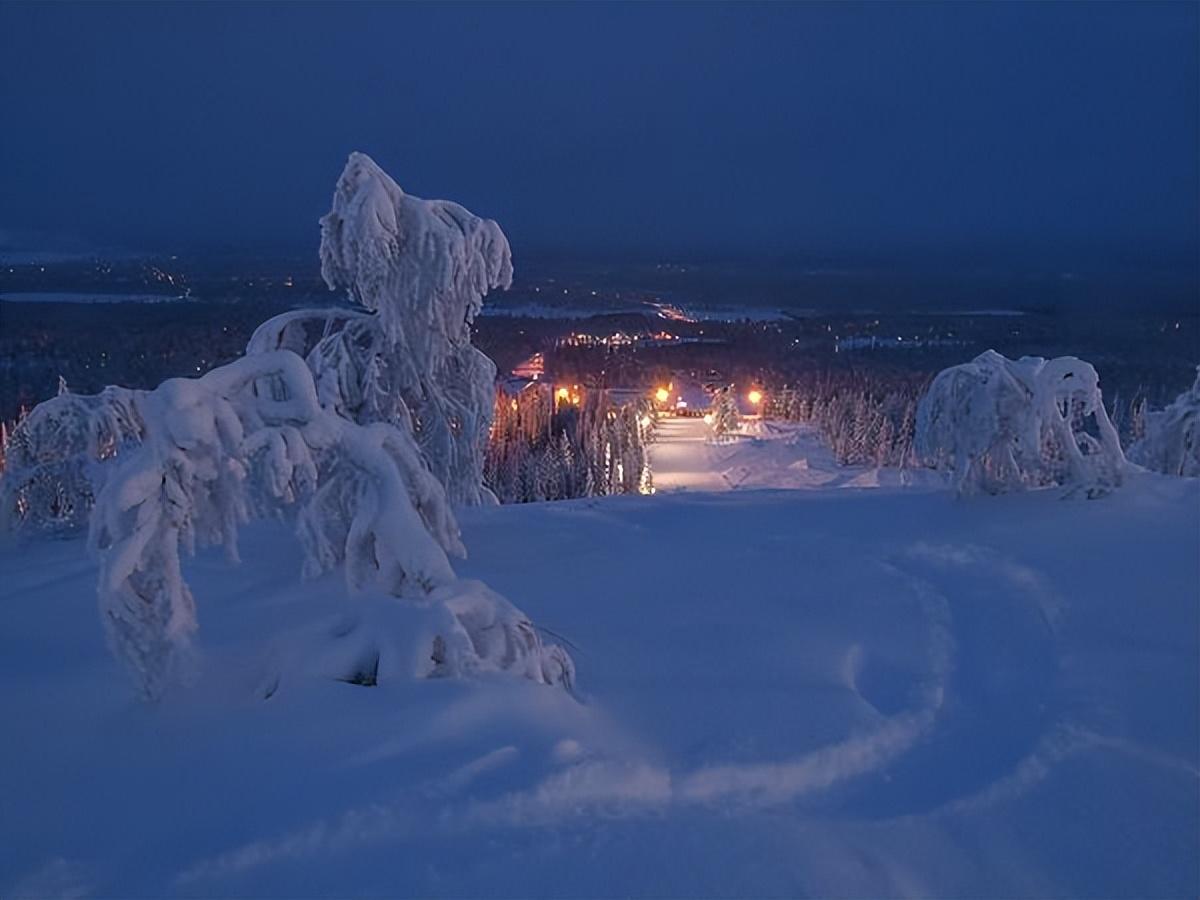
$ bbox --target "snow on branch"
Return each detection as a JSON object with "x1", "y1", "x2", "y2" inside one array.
[
  {"x1": 77, "y1": 349, "x2": 567, "y2": 700},
  {"x1": 916, "y1": 350, "x2": 1126, "y2": 497},
  {"x1": 319, "y1": 152, "x2": 512, "y2": 342}
]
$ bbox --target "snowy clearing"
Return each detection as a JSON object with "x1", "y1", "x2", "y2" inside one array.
[{"x1": 2, "y1": 463, "x2": 1196, "y2": 897}]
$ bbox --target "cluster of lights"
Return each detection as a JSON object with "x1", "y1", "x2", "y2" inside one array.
[{"x1": 555, "y1": 386, "x2": 582, "y2": 406}]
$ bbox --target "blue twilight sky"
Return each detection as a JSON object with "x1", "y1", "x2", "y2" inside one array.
[{"x1": 0, "y1": 1, "x2": 1196, "y2": 272}]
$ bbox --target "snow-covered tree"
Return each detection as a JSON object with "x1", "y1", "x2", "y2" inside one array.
[
  {"x1": 3, "y1": 155, "x2": 573, "y2": 701},
  {"x1": 1, "y1": 386, "x2": 143, "y2": 535},
  {"x1": 1128, "y1": 367, "x2": 1200, "y2": 477},
  {"x1": 248, "y1": 152, "x2": 512, "y2": 506},
  {"x1": 915, "y1": 350, "x2": 1126, "y2": 497},
  {"x1": 85, "y1": 350, "x2": 571, "y2": 699},
  {"x1": 709, "y1": 386, "x2": 740, "y2": 441},
  {"x1": 484, "y1": 386, "x2": 651, "y2": 503}
]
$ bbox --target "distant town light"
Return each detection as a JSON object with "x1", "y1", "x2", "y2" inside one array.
[
  {"x1": 748, "y1": 389, "x2": 763, "y2": 405},
  {"x1": 655, "y1": 387, "x2": 670, "y2": 403}
]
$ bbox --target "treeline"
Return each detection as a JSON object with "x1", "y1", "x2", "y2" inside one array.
[
  {"x1": 762, "y1": 366, "x2": 1173, "y2": 471},
  {"x1": 484, "y1": 385, "x2": 653, "y2": 503},
  {"x1": 763, "y1": 369, "x2": 930, "y2": 468}
]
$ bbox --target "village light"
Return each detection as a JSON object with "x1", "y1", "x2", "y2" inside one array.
[
  {"x1": 655, "y1": 387, "x2": 670, "y2": 403},
  {"x1": 748, "y1": 389, "x2": 763, "y2": 406},
  {"x1": 556, "y1": 387, "x2": 570, "y2": 401}
]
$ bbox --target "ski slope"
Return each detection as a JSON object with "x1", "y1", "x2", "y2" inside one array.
[
  {"x1": 1, "y1": 431, "x2": 1197, "y2": 897},
  {"x1": 650, "y1": 415, "x2": 936, "y2": 492}
]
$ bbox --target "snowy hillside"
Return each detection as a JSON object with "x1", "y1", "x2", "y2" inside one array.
[{"x1": 2, "y1": 458, "x2": 1196, "y2": 897}]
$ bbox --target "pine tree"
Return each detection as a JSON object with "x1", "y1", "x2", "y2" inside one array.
[{"x1": 710, "y1": 386, "x2": 740, "y2": 441}]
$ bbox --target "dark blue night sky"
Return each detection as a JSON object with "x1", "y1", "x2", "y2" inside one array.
[{"x1": 1, "y1": 2, "x2": 1196, "y2": 273}]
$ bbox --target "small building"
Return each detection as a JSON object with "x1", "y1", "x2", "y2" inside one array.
[{"x1": 511, "y1": 352, "x2": 544, "y2": 380}]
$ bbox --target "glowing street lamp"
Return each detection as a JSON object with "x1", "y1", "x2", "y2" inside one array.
[
  {"x1": 655, "y1": 387, "x2": 670, "y2": 404},
  {"x1": 747, "y1": 389, "x2": 763, "y2": 406}
]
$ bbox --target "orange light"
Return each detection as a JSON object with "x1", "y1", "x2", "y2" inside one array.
[
  {"x1": 655, "y1": 387, "x2": 670, "y2": 403},
  {"x1": 556, "y1": 387, "x2": 570, "y2": 401},
  {"x1": 510, "y1": 399, "x2": 518, "y2": 411},
  {"x1": 748, "y1": 389, "x2": 763, "y2": 405}
]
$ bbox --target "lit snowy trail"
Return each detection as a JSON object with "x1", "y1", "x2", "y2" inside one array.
[
  {"x1": 649, "y1": 415, "x2": 934, "y2": 492},
  {"x1": 646, "y1": 416, "x2": 731, "y2": 491}
]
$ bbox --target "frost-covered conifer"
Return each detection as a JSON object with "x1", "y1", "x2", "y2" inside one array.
[
  {"x1": 3, "y1": 156, "x2": 573, "y2": 700},
  {"x1": 249, "y1": 152, "x2": 511, "y2": 506},
  {"x1": 1129, "y1": 367, "x2": 1200, "y2": 477},
  {"x1": 709, "y1": 387, "x2": 740, "y2": 441},
  {"x1": 1, "y1": 386, "x2": 143, "y2": 535},
  {"x1": 916, "y1": 350, "x2": 1126, "y2": 496}
]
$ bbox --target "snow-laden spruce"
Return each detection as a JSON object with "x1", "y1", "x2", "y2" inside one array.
[
  {"x1": 1, "y1": 155, "x2": 572, "y2": 700},
  {"x1": 86, "y1": 350, "x2": 570, "y2": 699},
  {"x1": 248, "y1": 152, "x2": 510, "y2": 506},
  {"x1": 916, "y1": 350, "x2": 1126, "y2": 496},
  {"x1": 709, "y1": 386, "x2": 740, "y2": 442},
  {"x1": 1128, "y1": 367, "x2": 1200, "y2": 477},
  {"x1": 0, "y1": 385, "x2": 142, "y2": 535}
]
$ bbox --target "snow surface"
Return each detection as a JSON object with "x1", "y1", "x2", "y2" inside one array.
[{"x1": 1, "y1": 427, "x2": 1197, "y2": 897}]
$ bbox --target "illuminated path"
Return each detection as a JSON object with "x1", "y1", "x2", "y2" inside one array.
[
  {"x1": 647, "y1": 415, "x2": 930, "y2": 493},
  {"x1": 647, "y1": 416, "x2": 743, "y2": 492}
]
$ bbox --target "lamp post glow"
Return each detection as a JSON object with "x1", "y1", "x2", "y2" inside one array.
[
  {"x1": 748, "y1": 389, "x2": 763, "y2": 406},
  {"x1": 655, "y1": 387, "x2": 670, "y2": 404}
]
